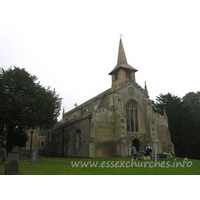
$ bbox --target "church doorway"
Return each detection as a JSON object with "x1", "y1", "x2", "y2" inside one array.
[{"x1": 132, "y1": 139, "x2": 140, "y2": 152}]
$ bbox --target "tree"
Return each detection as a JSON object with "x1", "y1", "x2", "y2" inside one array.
[
  {"x1": 0, "y1": 66, "x2": 62, "y2": 152},
  {"x1": 183, "y1": 92, "x2": 200, "y2": 125},
  {"x1": 0, "y1": 74, "x2": 7, "y2": 148},
  {"x1": 182, "y1": 92, "x2": 200, "y2": 158},
  {"x1": 153, "y1": 93, "x2": 199, "y2": 158}
]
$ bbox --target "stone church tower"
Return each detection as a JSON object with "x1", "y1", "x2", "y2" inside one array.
[{"x1": 46, "y1": 39, "x2": 174, "y2": 157}]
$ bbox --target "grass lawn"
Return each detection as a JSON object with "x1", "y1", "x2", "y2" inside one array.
[{"x1": 0, "y1": 155, "x2": 199, "y2": 175}]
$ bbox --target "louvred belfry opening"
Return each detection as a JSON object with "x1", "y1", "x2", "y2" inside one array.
[{"x1": 109, "y1": 39, "x2": 138, "y2": 86}]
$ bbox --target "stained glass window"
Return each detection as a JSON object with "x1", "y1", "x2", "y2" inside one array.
[{"x1": 125, "y1": 100, "x2": 139, "y2": 132}]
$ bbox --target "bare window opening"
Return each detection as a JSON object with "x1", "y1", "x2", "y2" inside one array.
[
  {"x1": 41, "y1": 141, "x2": 44, "y2": 147},
  {"x1": 126, "y1": 71, "x2": 131, "y2": 79},
  {"x1": 115, "y1": 72, "x2": 118, "y2": 80}
]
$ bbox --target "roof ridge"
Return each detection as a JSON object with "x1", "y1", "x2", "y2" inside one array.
[{"x1": 63, "y1": 88, "x2": 112, "y2": 116}]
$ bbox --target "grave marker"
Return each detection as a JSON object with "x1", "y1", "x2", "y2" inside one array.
[
  {"x1": 8, "y1": 152, "x2": 19, "y2": 161},
  {"x1": 20, "y1": 147, "x2": 26, "y2": 158},
  {"x1": 8, "y1": 145, "x2": 21, "y2": 161},
  {"x1": 12, "y1": 146, "x2": 20, "y2": 153},
  {"x1": 30, "y1": 149, "x2": 39, "y2": 164},
  {"x1": 4, "y1": 159, "x2": 19, "y2": 175}
]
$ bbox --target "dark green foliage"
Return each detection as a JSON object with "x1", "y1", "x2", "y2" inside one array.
[
  {"x1": 183, "y1": 92, "x2": 200, "y2": 126},
  {"x1": 0, "y1": 67, "x2": 62, "y2": 152},
  {"x1": 153, "y1": 93, "x2": 200, "y2": 159}
]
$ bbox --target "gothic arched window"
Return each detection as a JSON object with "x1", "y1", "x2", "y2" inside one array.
[{"x1": 126, "y1": 100, "x2": 139, "y2": 132}]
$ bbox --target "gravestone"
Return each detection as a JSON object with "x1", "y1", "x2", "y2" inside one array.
[
  {"x1": 0, "y1": 148, "x2": 7, "y2": 165},
  {"x1": 20, "y1": 147, "x2": 26, "y2": 158},
  {"x1": 4, "y1": 159, "x2": 19, "y2": 175},
  {"x1": 30, "y1": 149, "x2": 39, "y2": 164},
  {"x1": 8, "y1": 145, "x2": 20, "y2": 161},
  {"x1": 12, "y1": 146, "x2": 20, "y2": 153},
  {"x1": 8, "y1": 152, "x2": 19, "y2": 161}
]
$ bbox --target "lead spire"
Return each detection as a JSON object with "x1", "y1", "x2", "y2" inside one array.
[
  {"x1": 108, "y1": 37, "x2": 138, "y2": 76},
  {"x1": 117, "y1": 38, "x2": 128, "y2": 65}
]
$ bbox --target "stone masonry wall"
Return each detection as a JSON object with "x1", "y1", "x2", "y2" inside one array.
[
  {"x1": 63, "y1": 118, "x2": 90, "y2": 157},
  {"x1": 48, "y1": 118, "x2": 90, "y2": 157},
  {"x1": 157, "y1": 125, "x2": 174, "y2": 153},
  {"x1": 94, "y1": 122, "x2": 115, "y2": 157}
]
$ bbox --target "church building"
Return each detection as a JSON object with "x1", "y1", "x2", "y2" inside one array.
[{"x1": 46, "y1": 39, "x2": 174, "y2": 157}]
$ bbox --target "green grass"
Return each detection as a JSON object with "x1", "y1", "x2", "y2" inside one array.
[{"x1": 0, "y1": 155, "x2": 199, "y2": 175}]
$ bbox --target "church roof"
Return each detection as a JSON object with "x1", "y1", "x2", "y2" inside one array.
[{"x1": 109, "y1": 39, "x2": 138, "y2": 75}]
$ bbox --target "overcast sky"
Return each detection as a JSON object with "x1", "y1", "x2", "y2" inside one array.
[{"x1": 1, "y1": 0, "x2": 200, "y2": 120}]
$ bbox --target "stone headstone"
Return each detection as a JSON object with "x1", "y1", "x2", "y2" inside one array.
[
  {"x1": 9, "y1": 145, "x2": 20, "y2": 160},
  {"x1": 0, "y1": 148, "x2": 7, "y2": 165},
  {"x1": 12, "y1": 145, "x2": 20, "y2": 153},
  {"x1": 33, "y1": 148, "x2": 38, "y2": 154},
  {"x1": 20, "y1": 147, "x2": 26, "y2": 158},
  {"x1": 30, "y1": 149, "x2": 39, "y2": 164},
  {"x1": 4, "y1": 159, "x2": 19, "y2": 175},
  {"x1": 8, "y1": 152, "x2": 19, "y2": 161}
]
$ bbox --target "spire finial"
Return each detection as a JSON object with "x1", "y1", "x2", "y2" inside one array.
[
  {"x1": 144, "y1": 81, "x2": 148, "y2": 95},
  {"x1": 120, "y1": 33, "x2": 123, "y2": 40},
  {"x1": 145, "y1": 81, "x2": 147, "y2": 90}
]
